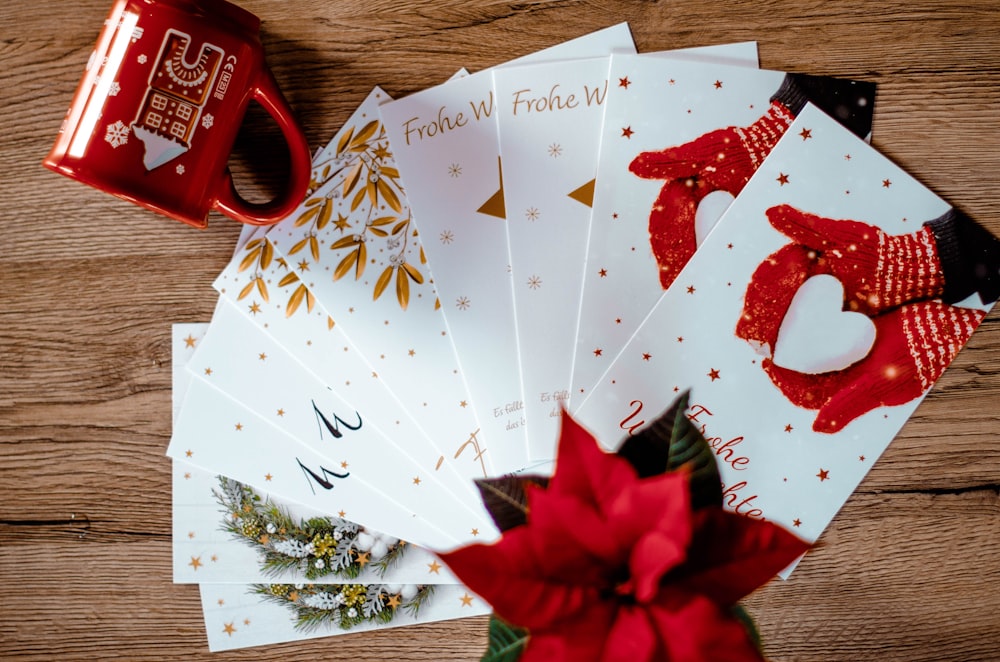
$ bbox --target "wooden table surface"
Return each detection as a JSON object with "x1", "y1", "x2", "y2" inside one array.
[{"x1": 2, "y1": 0, "x2": 999, "y2": 659}]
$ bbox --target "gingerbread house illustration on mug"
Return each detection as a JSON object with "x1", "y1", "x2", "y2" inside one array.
[{"x1": 132, "y1": 29, "x2": 226, "y2": 169}]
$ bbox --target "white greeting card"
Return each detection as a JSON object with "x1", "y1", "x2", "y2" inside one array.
[
  {"x1": 573, "y1": 104, "x2": 994, "y2": 567},
  {"x1": 378, "y1": 23, "x2": 636, "y2": 468},
  {"x1": 569, "y1": 55, "x2": 875, "y2": 405},
  {"x1": 170, "y1": 324, "x2": 463, "y2": 584},
  {"x1": 173, "y1": 298, "x2": 497, "y2": 545},
  {"x1": 493, "y1": 43, "x2": 760, "y2": 460},
  {"x1": 200, "y1": 583, "x2": 489, "y2": 652},
  {"x1": 252, "y1": 88, "x2": 511, "y2": 475}
]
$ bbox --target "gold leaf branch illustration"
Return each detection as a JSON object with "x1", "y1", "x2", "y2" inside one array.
[{"x1": 236, "y1": 238, "x2": 274, "y2": 302}]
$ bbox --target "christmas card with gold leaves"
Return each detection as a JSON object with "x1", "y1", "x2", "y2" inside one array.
[
  {"x1": 378, "y1": 23, "x2": 636, "y2": 469},
  {"x1": 572, "y1": 104, "x2": 999, "y2": 571},
  {"x1": 169, "y1": 299, "x2": 498, "y2": 547},
  {"x1": 570, "y1": 54, "x2": 876, "y2": 407},
  {"x1": 493, "y1": 43, "x2": 760, "y2": 462},
  {"x1": 220, "y1": 88, "x2": 500, "y2": 482}
]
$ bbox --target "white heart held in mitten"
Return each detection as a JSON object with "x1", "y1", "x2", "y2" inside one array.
[
  {"x1": 694, "y1": 190, "x2": 736, "y2": 247},
  {"x1": 772, "y1": 274, "x2": 877, "y2": 374}
]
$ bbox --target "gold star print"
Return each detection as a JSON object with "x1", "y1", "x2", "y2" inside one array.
[
  {"x1": 428, "y1": 560, "x2": 442, "y2": 574},
  {"x1": 373, "y1": 142, "x2": 392, "y2": 160},
  {"x1": 234, "y1": 422, "x2": 243, "y2": 431},
  {"x1": 341, "y1": 461, "x2": 349, "y2": 469},
  {"x1": 334, "y1": 213, "x2": 350, "y2": 231},
  {"x1": 185, "y1": 449, "x2": 193, "y2": 458},
  {"x1": 222, "y1": 622, "x2": 236, "y2": 637},
  {"x1": 471, "y1": 528, "x2": 479, "y2": 537},
  {"x1": 265, "y1": 473, "x2": 272, "y2": 482},
  {"x1": 413, "y1": 476, "x2": 421, "y2": 485},
  {"x1": 189, "y1": 556, "x2": 203, "y2": 571},
  {"x1": 258, "y1": 352, "x2": 267, "y2": 361},
  {"x1": 277, "y1": 408, "x2": 285, "y2": 417},
  {"x1": 408, "y1": 349, "x2": 415, "y2": 356},
  {"x1": 204, "y1": 367, "x2": 212, "y2": 376},
  {"x1": 387, "y1": 594, "x2": 402, "y2": 609},
  {"x1": 184, "y1": 472, "x2": 191, "y2": 480},
  {"x1": 248, "y1": 301, "x2": 262, "y2": 315},
  {"x1": 243, "y1": 618, "x2": 251, "y2": 626},
  {"x1": 338, "y1": 510, "x2": 347, "y2": 518},
  {"x1": 356, "y1": 551, "x2": 371, "y2": 567},
  {"x1": 460, "y1": 593, "x2": 474, "y2": 607},
  {"x1": 297, "y1": 260, "x2": 310, "y2": 272},
  {"x1": 183, "y1": 334, "x2": 197, "y2": 348},
  {"x1": 211, "y1": 555, "x2": 218, "y2": 562},
  {"x1": 187, "y1": 531, "x2": 195, "y2": 539},
  {"x1": 217, "y1": 599, "x2": 224, "y2": 606},
  {"x1": 460, "y1": 400, "x2": 468, "y2": 408}
]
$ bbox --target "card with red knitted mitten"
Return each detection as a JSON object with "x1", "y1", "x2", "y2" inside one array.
[
  {"x1": 570, "y1": 53, "x2": 876, "y2": 411},
  {"x1": 493, "y1": 42, "x2": 761, "y2": 463},
  {"x1": 571, "y1": 103, "x2": 1000, "y2": 573}
]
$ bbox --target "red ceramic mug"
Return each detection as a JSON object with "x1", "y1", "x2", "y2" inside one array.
[{"x1": 43, "y1": 0, "x2": 311, "y2": 228}]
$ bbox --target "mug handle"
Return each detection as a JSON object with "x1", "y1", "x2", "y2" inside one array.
[{"x1": 214, "y1": 68, "x2": 311, "y2": 226}]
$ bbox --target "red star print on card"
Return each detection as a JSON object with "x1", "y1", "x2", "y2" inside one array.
[
  {"x1": 621, "y1": 126, "x2": 634, "y2": 139},
  {"x1": 799, "y1": 128, "x2": 812, "y2": 140},
  {"x1": 593, "y1": 349, "x2": 603, "y2": 357},
  {"x1": 618, "y1": 76, "x2": 631, "y2": 89},
  {"x1": 707, "y1": 368, "x2": 720, "y2": 381},
  {"x1": 776, "y1": 173, "x2": 790, "y2": 186},
  {"x1": 817, "y1": 469, "x2": 830, "y2": 481}
]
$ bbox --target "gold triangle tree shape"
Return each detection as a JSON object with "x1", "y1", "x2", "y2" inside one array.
[
  {"x1": 476, "y1": 157, "x2": 506, "y2": 219},
  {"x1": 568, "y1": 179, "x2": 596, "y2": 207}
]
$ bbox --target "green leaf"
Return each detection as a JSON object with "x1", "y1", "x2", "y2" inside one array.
[
  {"x1": 615, "y1": 390, "x2": 723, "y2": 509},
  {"x1": 731, "y1": 604, "x2": 762, "y2": 654},
  {"x1": 474, "y1": 474, "x2": 550, "y2": 533},
  {"x1": 480, "y1": 614, "x2": 529, "y2": 662}
]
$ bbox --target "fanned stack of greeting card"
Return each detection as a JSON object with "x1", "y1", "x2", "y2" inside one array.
[{"x1": 167, "y1": 22, "x2": 1000, "y2": 652}]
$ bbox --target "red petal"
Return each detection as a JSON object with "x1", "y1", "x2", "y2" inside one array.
[
  {"x1": 527, "y1": 487, "x2": 627, "y2": 575},
  {"x1": 440, "y1": 529, "x2": 603, "y2": 630},
  {"x1": 647, "y1": 591, "x2": 764, "y2": 662},
  {"x1": 676, "y1": 509, "x2": 811, "y2": 605},
  {"x1": 601, "y1": 604, "x2": 658, "y2": 662},
  {"x1": 520, "y1": 600, "x2": 618, "y2": 662},
  {"x1": 630, "y1": 531, "x2": 685, "y2": 604},
  {"x1": 550, "y1": 410, "x2": 637, "y2": 510}
]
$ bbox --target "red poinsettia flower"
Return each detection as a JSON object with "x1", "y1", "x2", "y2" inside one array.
[{"x1": 440, "y1": 412, "x2": 810, "y2": 661}]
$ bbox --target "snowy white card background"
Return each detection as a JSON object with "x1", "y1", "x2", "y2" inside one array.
[
  {"x1": 573, "y1": 104, "x2": 992, "y2": 568},
  {"x1": 200, "y1": 583, "x2": 489, "y2": 652},
  {"x1": 572, "y1": 55, "x2": 796, "y2": 405},
  {"x1": 379, "y1": 23, "x2": 636, "y2": 470},
  {"x1": 254, "y1": 88, "x2": 505, "y2": 476},
  {"x1": 170, "y1": 324, "x2": 462, "y2": 585},
  {"x1": 173, "y1": 298, "x2": 497, "y2": 546},
  {"x1": 494, "y1": 43, "x2": 760, "y2": 461}
]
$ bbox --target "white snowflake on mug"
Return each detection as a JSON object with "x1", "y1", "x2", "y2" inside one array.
[
  {"x1": 108, "y1": 81, "x2": 121, "y2": 97},
  {"x1": 176, "y1": 164, "x2": 186, "y2": 175},
  {"x1": 202, "y1": 114, "x2": 214, "y2": 129},
  {"x1": 137, "y1": 54, "x2": 147, "y2": 64},
  {"x1": 104, "y1": 120, "x2": 129, "y2": 148}
]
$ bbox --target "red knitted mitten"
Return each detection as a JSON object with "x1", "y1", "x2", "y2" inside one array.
[
  {"x1": 736, "y1": 243, "x2": 819, "y2": 353},
  {"x1": 764, "y1": 301, "x2": 985, "y2": 433},
  {"x1": 646, "y1": 178, "x2": 711, "y2": 289},
  {"x1": 629, "y1": 100, "x2": 795, "y2": 195},
  {"x1": 766, "y1": 204, "x2": 946, "y2": 316}
]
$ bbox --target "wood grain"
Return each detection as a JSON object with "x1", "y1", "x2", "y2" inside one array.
[{"x1": 2, "y1": 0, "x2": 998, "y2": 659}]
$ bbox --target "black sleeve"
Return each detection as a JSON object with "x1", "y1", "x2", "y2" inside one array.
[
  {"x1": 771, "y1": 73, "x2": 877, "y2": 141},
  {"x1": 926, "y1": 208, "x2": 1000, "y2": 306}
]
